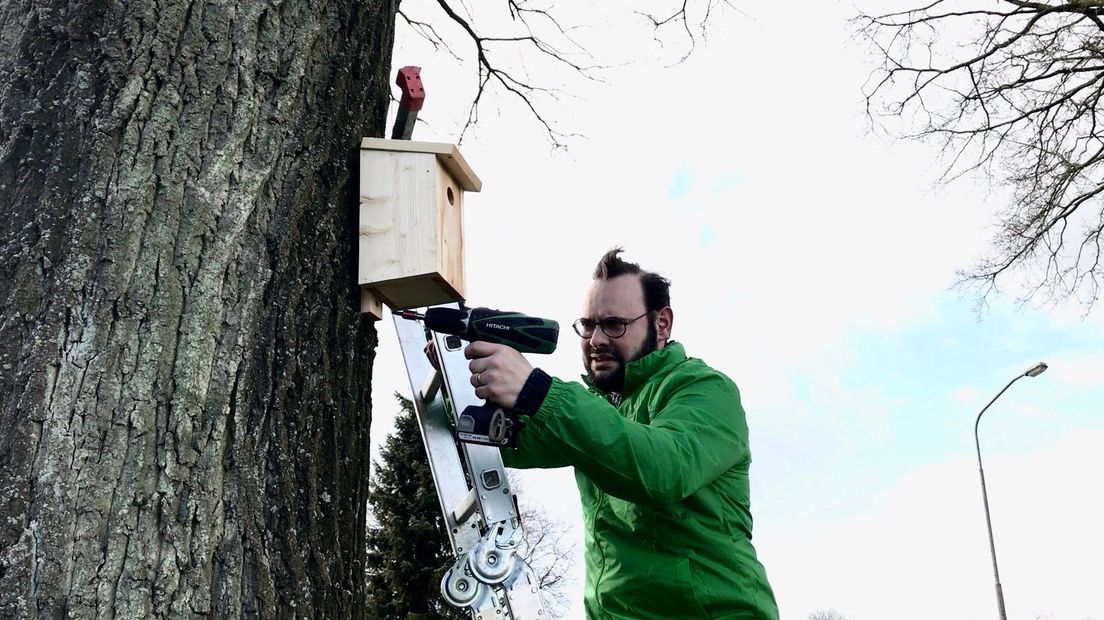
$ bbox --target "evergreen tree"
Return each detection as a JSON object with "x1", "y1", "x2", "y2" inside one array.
[{"x1": 366, "y1": 395, "x2": 464, "y2": 619}]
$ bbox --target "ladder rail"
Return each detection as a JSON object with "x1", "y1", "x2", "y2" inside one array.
[
  {"x1": 431, "y1": 328, "x2": 520, "y2": 525},
  {"x1": 393, "y1": 314, "x2": 480, "y2": 553}
]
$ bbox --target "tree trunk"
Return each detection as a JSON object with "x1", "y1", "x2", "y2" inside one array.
[{"x1": 0, "y1": 0, "x2": 395, "y2": 616}]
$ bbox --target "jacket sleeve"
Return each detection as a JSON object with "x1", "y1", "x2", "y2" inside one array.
[
  {"x1": 504, "y1": 370, "x2": 750, "y2": 505},
  {"x1": 500, "y1": 416, "x2": 573, "y2": 470}
]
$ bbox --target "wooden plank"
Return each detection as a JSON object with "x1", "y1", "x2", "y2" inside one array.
[
  {"x1": 360, "y1": 287, "x2": 384, "y2": 319},
  {"x1": 359, "y1": 151, "x2": 438, "y2": 286},
  {"x1": 361, "y1": 137, "x2": 482, "y2": 192},
  {"x1": 371, "y1": 273, "x2": 464, "y2": 310},
  {"x1": 436, "y1": 163, "x2": 465, "y2": 300}
]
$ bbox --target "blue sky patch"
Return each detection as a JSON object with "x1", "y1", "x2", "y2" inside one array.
[{"x1": 667, "y1": 168, "x2": 694, "y2": 200}]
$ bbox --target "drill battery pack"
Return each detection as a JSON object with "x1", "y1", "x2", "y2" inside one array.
[{"x1": 457, "y1": 405, "x2": 523, "y2": 447}]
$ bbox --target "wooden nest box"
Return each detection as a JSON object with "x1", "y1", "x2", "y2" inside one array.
[{"x1": 358, "y1": 138, "x2": 482, "y2": 319}]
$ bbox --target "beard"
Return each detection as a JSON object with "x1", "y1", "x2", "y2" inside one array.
[{"x1": 586, "y1": 316, "x2": 658, "y2": 394}]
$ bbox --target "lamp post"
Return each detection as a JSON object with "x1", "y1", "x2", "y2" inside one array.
[{"x1": 973, "y1": 361, "x2": 1047, "y2": 620}]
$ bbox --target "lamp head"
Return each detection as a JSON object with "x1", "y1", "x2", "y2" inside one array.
[{"x1": 1025, "y1": 362, "x2": 1048, "y2": 377}]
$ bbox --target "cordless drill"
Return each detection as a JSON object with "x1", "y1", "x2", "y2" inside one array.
[
  {"x1": 393, "y1": 306, "x2": 559, "y2": 354},
  {"x1": 394, "y1": 306, "x2": 559, "y2": 447}
]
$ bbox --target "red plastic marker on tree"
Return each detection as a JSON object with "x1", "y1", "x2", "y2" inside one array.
[{"x1": 390, "y1": 66, "x2": 425, "y2": 140}]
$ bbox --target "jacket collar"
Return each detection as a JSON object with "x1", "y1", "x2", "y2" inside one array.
[{"x1": 582, "y1": 341, "x2": 686, "y2": 400}]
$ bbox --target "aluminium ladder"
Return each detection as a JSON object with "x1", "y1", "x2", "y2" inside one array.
[{"x1": 392, "y1": 303, "x2": 549, "y2": 619}]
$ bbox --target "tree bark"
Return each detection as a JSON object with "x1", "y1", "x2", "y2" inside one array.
[{"x1": 0, "y1": 0, "x2": 395, "y2": 616}]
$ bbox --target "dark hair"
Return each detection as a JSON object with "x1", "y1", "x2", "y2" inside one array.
[{"x1": 592, "y1": 247, "x2": 671, "y2": 312}]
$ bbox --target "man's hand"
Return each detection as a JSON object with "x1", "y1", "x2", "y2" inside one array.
[{"x1": 464, "y1": 341, "x2": 533, "y2": 409}]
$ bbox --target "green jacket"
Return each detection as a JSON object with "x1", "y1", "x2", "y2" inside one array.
[{"x1": 503, "y1": 342, "x2": 778, "y2": 619}]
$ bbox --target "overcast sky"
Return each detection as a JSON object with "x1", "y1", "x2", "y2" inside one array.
[{"x1": 368, "y1": 2, "x2": 1104, "y2": 618}]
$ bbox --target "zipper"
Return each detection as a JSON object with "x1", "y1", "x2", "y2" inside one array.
[{"x1": 592, "y1": 485, "x2": 611, "y2": 618}]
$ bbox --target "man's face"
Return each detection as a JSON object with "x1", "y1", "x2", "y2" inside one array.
[{"x1": 579, "y1": 274, "x2": 658, "y2": 393}]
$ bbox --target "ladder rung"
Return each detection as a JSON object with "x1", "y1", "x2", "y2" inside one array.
[
  {"x1": 420, "y1": 370, "x2": 442, "y2": 404},
  {"x1": 452, "y1": 489, "x2": 477, "y2": 524}
]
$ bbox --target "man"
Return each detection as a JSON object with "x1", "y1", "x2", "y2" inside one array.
[{"x1": 465, "y1": 248, "x2": 778, "y2": 619}]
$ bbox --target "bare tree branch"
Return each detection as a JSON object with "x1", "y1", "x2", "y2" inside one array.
[
  {"x1": 399, "y1": 9, "x2": 463, "y2": 62},
  {"x1": 636, "y1": 0, "x2": 739, "y2": 64},
  {"x1": 425, "y1": 0, "x2": 605, "y2": 148},
  {"x1": 508, "y1": 476, "x2": 577, "y2": 618},
  {"x1": 394, "y1": 2, "x2": 737, "y2": 148},
  {"x1": 856, "y1": 0, "x2": 1104, "y2": 310},
  {"x1": 808, "y1": 611, "x2": 852, "y2": 620}
]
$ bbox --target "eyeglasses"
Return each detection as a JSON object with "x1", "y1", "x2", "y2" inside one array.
[{"x1": 572, "y1": 312, "x2": 649, "y2": 339}]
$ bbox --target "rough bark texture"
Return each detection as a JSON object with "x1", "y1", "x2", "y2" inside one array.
[{"x1": 0, "y1": 0, "x2": 395, "y2": 616}]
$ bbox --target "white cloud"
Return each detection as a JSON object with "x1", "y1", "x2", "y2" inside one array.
[
  {"x1": 950, "y1": 385, "x2": 987, "y2": 409},
  {"x1": 1042, "y1": 350, "x2": 1104, "y2": 391},
  {"x1": 758, "y1": 431, "x2": 1104, "y2": 620}
]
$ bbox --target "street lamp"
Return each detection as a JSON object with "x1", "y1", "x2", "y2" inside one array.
[{"x1": 974, "y1": 361, "x2": 1047, "y2": 620}]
